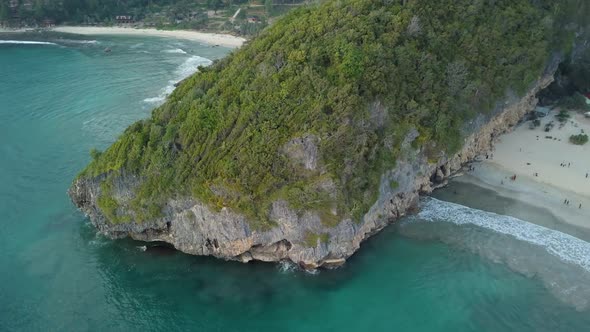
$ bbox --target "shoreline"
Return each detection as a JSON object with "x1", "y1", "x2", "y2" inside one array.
[
  {"x1": 458, "y1": 109, "x2": 590, "y2": 231},
  {"x1": 2, "y1": 26, "x2": 246, "y2": 48},
  {"x1": 456, "y1": 163, "x2": 590, "y2": 230}
]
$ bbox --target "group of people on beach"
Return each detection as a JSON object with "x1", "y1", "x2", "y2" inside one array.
[
  {"x1": 467, "y1": 151, "x2": 587, "y2": 211},
  {"x1": 563, "y1": 199, "x2": 582, "y2": 209}
]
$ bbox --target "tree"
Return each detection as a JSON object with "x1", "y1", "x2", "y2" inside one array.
[
  {"x1": 0, "y1": 2, "x2": 10, "y2": 22},
  {"x1": 207, "y1": 0, "x2": 223, "y2": 14},
  {"x1": 33, "y1": 0, "x2": 45, "y2": 19}
]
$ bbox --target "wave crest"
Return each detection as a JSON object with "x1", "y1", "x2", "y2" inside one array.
[
  {"x1": 415, "y1": 197, "x2": 590, "y2": 272},
  {"x1": 0, "y1": 40, "x2": 58, "y2": 46},
  {"x1": 163, "y1": 48, "x2": 187, "y2": 54}
]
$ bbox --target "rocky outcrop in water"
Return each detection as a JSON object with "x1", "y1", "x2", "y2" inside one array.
[{"x1": 69, "y1": 54, "x2": 561, "y2": 269}]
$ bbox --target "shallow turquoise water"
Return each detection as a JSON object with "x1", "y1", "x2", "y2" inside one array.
[{"x1": 1, "y1": 35, "x2": 589, "y2": 331}]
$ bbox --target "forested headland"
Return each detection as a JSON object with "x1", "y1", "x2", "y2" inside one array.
[{"x1": 77, "y1": 0, "x2": 589, "y2": 227}]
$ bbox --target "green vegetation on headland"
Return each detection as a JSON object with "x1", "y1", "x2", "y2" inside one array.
[{"x1": 78, "y1": 0, "x2": 587, "y2": 228}]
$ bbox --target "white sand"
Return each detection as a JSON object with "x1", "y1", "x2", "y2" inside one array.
[
  {"x1": 52, "y1": 26, "x2": 246, "y2": 48},
  {"x1": 460, "y1": 109, "x2": 590, "y2": 229},
  {"x1": 0, "y1": 28, "x2": 29, "y2": 33}
]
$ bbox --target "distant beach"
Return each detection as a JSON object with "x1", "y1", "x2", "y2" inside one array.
[
  {"x1": 44, "y1": 26, "x2": 247, "y2": 48},
  {"x1": 0, "y1": 27, "x2": 29, "y2": 33},
  {"x1": 0, "y1": 26, "x2": 245, "y2": 48},
  {"x1": 460, "y1": 108, "x2": 590, "y2": 230}
]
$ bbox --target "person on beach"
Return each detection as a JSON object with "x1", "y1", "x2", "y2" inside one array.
[{"x1": 580, "y1": 204, "x2": 582, "y2": 209}]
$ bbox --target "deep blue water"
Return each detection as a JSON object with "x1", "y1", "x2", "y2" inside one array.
[{"x1": 1, "y1": 34, "x2": 589, "y2": 331}]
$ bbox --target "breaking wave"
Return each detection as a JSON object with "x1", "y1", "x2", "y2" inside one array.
[
  {"x1": 144, "y1": 55, "x2": 213, "y2": 105},
  {"x1": 401, "y1": 197, "x2": 590, "y2": 310},
  {"x1": 163, "y1": 48, "x2": 187, "y2": 54},
  {"x1": 415, "y1": 197, "x2": 590, "y2": 272},
  {"x1": 175, "y1": 55, "x2": 213, "y2": 78},
  {"x1": 55, "y1": 39, "x2": 99, "y2": 45},
  {"x1": 0, "y1": 40, "x2": 58, "y2": 46},
  {"x1": 143, "y1": 96, "x2": 166, "y2": 104}
]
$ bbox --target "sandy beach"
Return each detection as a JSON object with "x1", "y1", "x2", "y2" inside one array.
[
  {"x1": 0, "y1": 27, "x2": 29, "y2": 33},
  {"x1": 460, "y1": 108, "x2": 590, "y2": 229},
  {"x1": 51, "y1": 26, "x2": 246, "y2": 48}
]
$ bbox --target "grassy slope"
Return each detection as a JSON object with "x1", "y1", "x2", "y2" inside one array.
[{"x1": 80, "y1": 0, "x2": 574, "y2": 228}]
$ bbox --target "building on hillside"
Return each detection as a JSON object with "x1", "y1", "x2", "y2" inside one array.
[
  {"x1": 115, "y1": 15, "x2": 134, "y2": 24},
  {"x1": 22, "y1": 0, "x2": 32, "y2": 10},
  {"x1": 8, "y1": 0, "x2": 18, "y2": 8},
  {"x1": 247, "y1": 16, "x2": 261, "y2": 23},
  {"x1": 43, "y1": 19, "x2": 55, "y2": 27}
]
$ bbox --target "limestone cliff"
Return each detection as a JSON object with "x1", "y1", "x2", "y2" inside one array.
[{"x1": 69, "y1": 55, "x2": 561, "y2": 269}]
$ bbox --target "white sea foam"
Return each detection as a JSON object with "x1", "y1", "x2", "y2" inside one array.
[
  {"x1": 175, "y1": 55, "x2": 213, "y2": 78},
  {"x1": 416, "y1": 197, "x2": 590, "y2": 272},
  {"x1": 0, "y1": 40, "x2": 58, "y2": 45},
  {"x1": 304, "y1": 268, "x2": 320, "y2": 275},
  {"x1": 277, "y1": 260, "x2": 297, "y2": 273},
  {"x1": 56, "y1": 39, "x2": 99, "y2": 45},
  {"x1": 143, "y1": 96, "x2": 167, "y2": 104},
  {"x1": 164, "y1": 48, "x2": 187, "y2": 54},
  {"x1": 144, "y1": 55, "x2": 213, "y2": 105}
]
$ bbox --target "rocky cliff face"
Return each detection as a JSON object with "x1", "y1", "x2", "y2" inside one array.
[{"x1": 69, "y1": 56, "x2": 561, "y2": 270}]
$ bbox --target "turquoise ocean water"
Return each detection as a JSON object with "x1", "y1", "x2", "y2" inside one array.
[{"x1": 1, "y1": 34, "x2": 590, "y2": 331}]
